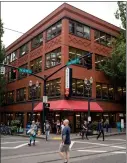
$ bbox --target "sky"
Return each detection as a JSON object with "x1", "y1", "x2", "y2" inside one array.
[{"x1": 1, "y1": 1, "x2": 121, "y2": 48}]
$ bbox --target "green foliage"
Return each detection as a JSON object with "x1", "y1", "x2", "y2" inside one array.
[
  {"x1": 10, "y1": 120, "x2": 20, "y2": 134},
  {"x1": 91, "y1": 121, "x2": 98, "y2": 131},
  {"x1": 99, "y1": 2, "x2": 126, "y2": 88},
  {"x1": 0, "y1": 19, "x2": 6, "y2": 106}
]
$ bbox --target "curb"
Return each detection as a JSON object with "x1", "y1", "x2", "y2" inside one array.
[{"x1": 17, "y1": 132, "x2": 126, "y2": 140}]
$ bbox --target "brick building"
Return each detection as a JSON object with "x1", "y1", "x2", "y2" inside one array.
[{"x1": 1, "y1": 3, "x2": 126, "y2": 132}]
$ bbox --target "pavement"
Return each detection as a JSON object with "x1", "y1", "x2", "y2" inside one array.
[
  {"x1": 1, "y1": 134, "x2": 126, "y2": 163},
  {"x1": 17, "y1": 128, "x2": 126, "y2": 140}
]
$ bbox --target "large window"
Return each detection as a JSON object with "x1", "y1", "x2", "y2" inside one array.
[
  {"x1": 72, "y1": 78, "x2": 92, "y2": 97},
  {"x1": 31, "y1": 33, "x2": 43, "y2": 49},
  {"x1": 69, "y1": 47, "x2": 92, "y2": 69},
  {"x1": 46, "y1": 21, "x2": 62, "y2": 41},
  {"x1": 96, "y1": 83, "x2": 114, "y2": 100},
  {"x1": 19, "y1": 43, "x2": 29, "y2": 57},
  {"x1": 94, "y1": 30, "x2": 116, "y2": 47},
  {"x1": 30, "y1": 57, "x2": 42, "y2": 73},
  {"x1": 7, "y1": 91, "x2": 15, "y2": 104},
  {"x1": 28, "y1": 84, "x2": 41, "y2": 100},
  {"x1": 69, "y1": 20, "x2": 90, "y2": 40},
  {"x1": 46, "y1": 78, "x2": 61, "y2": 97},
  {"x1": 95, "y1": 54, "x2": 106, "y2": 70},
  {"x1": 16, "y1": 88, "x2": 26, "y2": 102},
  {"x1": 10, "y1": 51, "x2": 17, "y2": 62},
  {"x1": 18, "y1": 64, "x2": 28, "y2": 79},
  {"x1": 45, "y1": 48, "x2": 61, "y2": 69}
]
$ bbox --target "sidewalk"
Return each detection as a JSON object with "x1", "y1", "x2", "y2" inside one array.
[{"x1": 18, "y1": 128, "x2": 126, "y2": 140}]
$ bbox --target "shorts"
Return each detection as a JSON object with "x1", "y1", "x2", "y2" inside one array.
[{"x1": 59, "y1": 143, "x2": 70, "y2": 152}]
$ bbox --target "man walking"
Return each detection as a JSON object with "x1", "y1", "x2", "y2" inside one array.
[
  {"x1": 59, "y1": 119, "x2": 71, "y2": 163},
  {"x1": 45, "y1": 120, "x2": 51, "y2": 141},
  {"x1": 97, "y1": 119, "x2": 105, "y2": 141}
]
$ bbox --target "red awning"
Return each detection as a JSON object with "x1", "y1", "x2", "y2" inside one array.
[{"x1": 34, "y1": 100, "x2": 103, "y2": 112}]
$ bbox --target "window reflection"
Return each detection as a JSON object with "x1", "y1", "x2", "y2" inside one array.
[
  {"x1": 95, "y1": 54, "x2": 105, "y2": 70},
  {"x1": 30, "y1": 57, "x2": 42, "y2": 73}
]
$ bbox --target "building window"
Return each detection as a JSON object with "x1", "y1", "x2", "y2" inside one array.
[
  {"x1": 19, "y1": 43, "x2": 29, "y2": 57},
  {"x1": 7, "y1": 91, "x2": 15, "y2": 104},
  {"x1": 69, "y1": 47, "x2": 92, "y2": 69},
  {"x1": 18, "y1": 64, "x2": 28, "y2": 79},
  {"x1": 31, "y1": 33, "x2": 43, "y2": 49},
  {"x1": 28, "y1": 84, "x2": 41, "y2": 100},
  {"x1": 8, "y1": 69, "x2": 16, "y2": 83},
  {"x1": 46, "y1": 21, "x2": 62, "y2": 41},
  {"x1": 30, "y1": 57, "x2": 42, "y2": 73},
  {"x1": 95, "y1": 54, "x2": 106, "y2": 70},
  {"x1": 94, "y1": 30, "x2": 115, "y2": 47},
  {"x1": 45, "y1": 48, "x2": 61, "y2": 69},
  {"x1": 9, "y1": 51, "x2": 17, "y2": 62},
  {"x1": 46, "y1": 78, "x2": 61, "y2": 97},
  {"x1": 16, "y1": 88, "x2": 26, "y2": 102},
  {"x1": 102, "y1": 84, "x2": 108, "y2": 99},
  {"x1": 72, "y1": 78, "x2": 92, "y2": 97},
  {"x1": 108, "y1": 85, "x2": 114, "y2": 100},
  {"x1": 96, "y1": 83, "x2": 102, "y2": 98},
  {"x1": 69, "y1": 20, "x2": 90, "y2": 40},
  {"x1": 117, "y1": 87, "x2": 126, "y2": 101}
]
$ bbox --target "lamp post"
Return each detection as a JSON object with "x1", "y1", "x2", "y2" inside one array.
[
  {"x1": 84, "y1": 77, "x2": 93, "y2": 122},
  {"x1": 29, "y1": 80, "x2": 39, "y2": 121}
]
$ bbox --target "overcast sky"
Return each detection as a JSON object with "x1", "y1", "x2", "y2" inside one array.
[{"x1": 1, "y1": 1, "x2": 121, "y2": 48}]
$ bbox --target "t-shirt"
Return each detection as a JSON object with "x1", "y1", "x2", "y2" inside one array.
[
  {"x1": 62, "y1": 126, "x2": 71, "y2": 145},
  {"x1": 45, "y1": 123, "x2": 50, "y2": 131}
]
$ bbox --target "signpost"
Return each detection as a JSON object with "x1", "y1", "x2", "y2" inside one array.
[
  {"x1": 18, "y1": 68, "x2": 32, "y2": 74},
  {"x1": 66, "y1": 58, "x2": 80, "y2": 66}
]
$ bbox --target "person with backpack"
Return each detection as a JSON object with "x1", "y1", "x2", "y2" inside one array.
[
  {"x1": 28, "y1": 121, "x2": 37, "y2": 146},
  {"x1": 45, "y1": 120, "x2": 51, "y2": 141}
]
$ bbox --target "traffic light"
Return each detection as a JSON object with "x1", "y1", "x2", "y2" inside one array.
[{"x1": 11, "y1": 68, "x2": 16, "y2": 79}]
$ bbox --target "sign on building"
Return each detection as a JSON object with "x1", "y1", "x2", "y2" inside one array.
[
  {"x1": 65, "y1": 67, "x2": 72, "y2": 97},
  {"x1": 0, "y1": 66, "x2": 5, "y2": 75}
]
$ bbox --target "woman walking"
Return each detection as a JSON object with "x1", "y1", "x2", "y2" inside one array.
[{"x1": 28, "y1": 121, "x2": 37, "y2": 146}]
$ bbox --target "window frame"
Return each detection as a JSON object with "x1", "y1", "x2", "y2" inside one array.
[
  {"x1": 16, "y1": 87, "x2": 26, "y2": 102},
  {"x1": 31, "y1": 33, "x2": 43, "y2": 50},
  {"x1": 30, "y1": 57, "x2": 42, "y2": 74},
  {"x1": 19, "y1": 43, "x2": 29, "y2": 57},
  {"x1": 45, "y1": 48, "x2": 61, "y2": 69}
]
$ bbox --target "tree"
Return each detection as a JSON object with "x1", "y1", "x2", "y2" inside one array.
[
  {"x1": 0, "y1": 19, "x2": 6, "y2": 106},
  {"x1": 99, "y1": 2, "x2": 126, "y2": 88}
]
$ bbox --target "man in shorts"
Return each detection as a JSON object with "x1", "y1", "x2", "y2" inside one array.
[{"x1": 59, "y1": 119, "x2": 71, "y2": 163}]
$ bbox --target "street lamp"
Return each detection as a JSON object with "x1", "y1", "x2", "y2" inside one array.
[
  {"x1": 84, "y1": 77, "x2": 93, "y2": 122},
  {"x1": 29, "y1": 80, "x2": 39, "y2": 121}
]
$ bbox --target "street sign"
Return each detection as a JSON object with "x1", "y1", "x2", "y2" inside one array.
[
  {"x1": 0, "y1": 66, "x2": 5, "y2": 75},
  {"x1": 18, "y1": 68, "x2": 32, "y2": 74},
  {"x1": 44, "y1": 103, "x2": 50, "y2": 108},
  {"x1": 66, "y1": 58, "x2": 80, "y2": 66},
  {"x1": 43, "y1": 96, "x2": 48, "y2": 103}
]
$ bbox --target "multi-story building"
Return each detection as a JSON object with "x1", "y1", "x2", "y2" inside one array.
[{"x1": 0, "y1": 3, "x2": 126, "y2": 132}]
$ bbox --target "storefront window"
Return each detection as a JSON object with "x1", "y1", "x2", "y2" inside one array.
[
  {"x1": 45, "y1": 48, "x2": 61, "y2": 69},
  {"x1": 76, "y1": 113, "x2": 81, "y2": 131},
  {"x1": 102, "y1": 84, "x2": 108, "y2": 99},
  {"x1": 30, "y1": 57, "x2": 42, "y2": 73},
  {"x1": 96, "y1": 83, "x2": 102, "y2": 98},
  {"x1": 46, "y1": 78, "x2": 61, "y2": 97}
]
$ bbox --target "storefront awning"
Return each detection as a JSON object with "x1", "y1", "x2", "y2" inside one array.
[{"x1": 34, "y1": 100, "x2": 103, "y2": 112}]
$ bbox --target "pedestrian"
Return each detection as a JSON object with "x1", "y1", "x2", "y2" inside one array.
[
  {"x1": 97, "y1": 119, "x2": 105, "y2": 141},
  {"x1": 81, "y1": 120, "x2": 89, "y2": 140},
  {"x1": 56, "y1": 120, "x2": 60, "y2": 134},
  {"x1": 61, "y1": 121, "x2": 65, "y2": 134},
  {"x1": 45, "y1": 120, "x2": 51, "y2": 141},
  {"x1": 28, "y1": 120, "x2": 37, "y2": 146},
  {"x1": 105, "y1": 118, "x2": 109, "y2": 133},
  {"x1": 59, "y1": 119, "x2": 71, "y2": 163}
]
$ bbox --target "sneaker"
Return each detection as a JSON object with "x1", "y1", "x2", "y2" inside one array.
[{"x1": 28, "y1": 143, "x2": 31, "y2": 146}]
